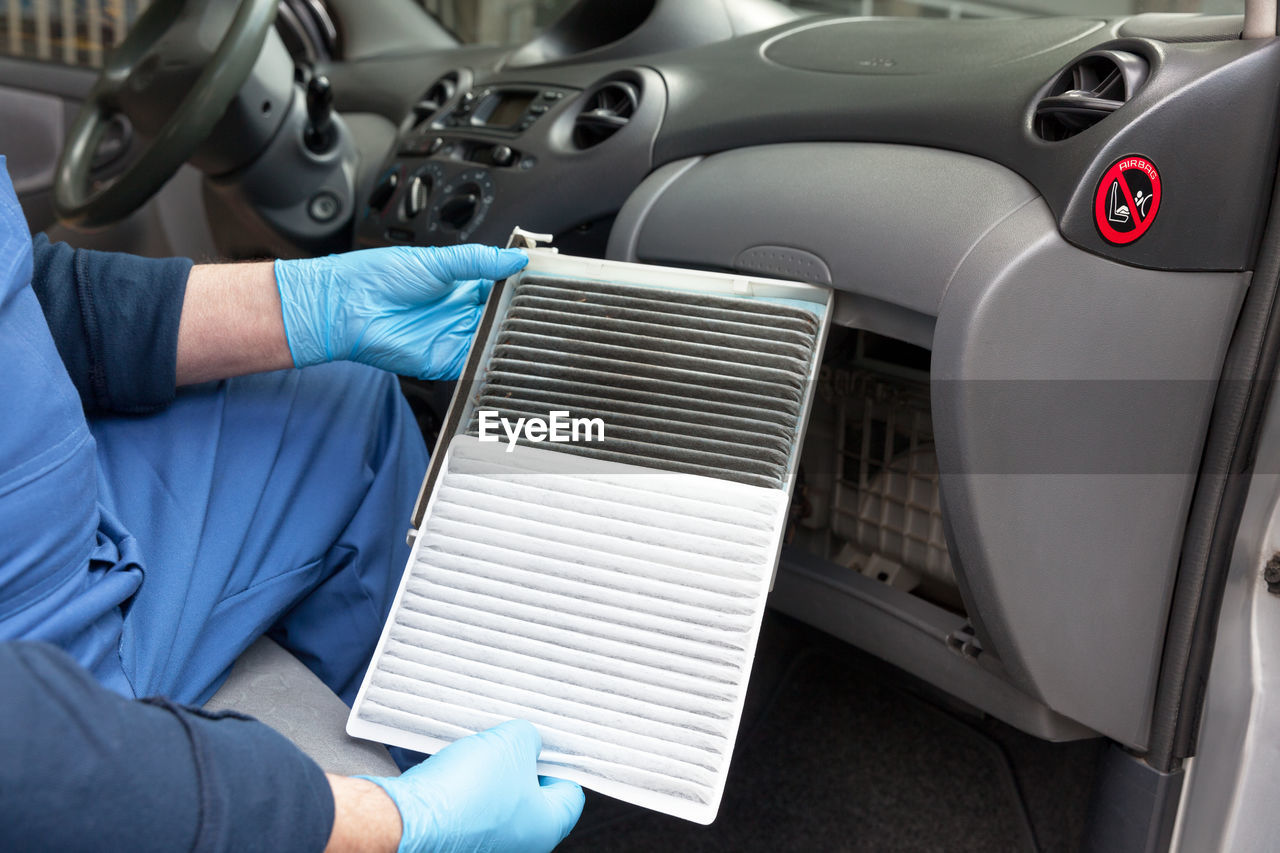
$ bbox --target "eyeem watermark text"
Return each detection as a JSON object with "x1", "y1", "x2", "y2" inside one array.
[{"x1": 477, "y1": 410, "x2": 606, "y2": 452}]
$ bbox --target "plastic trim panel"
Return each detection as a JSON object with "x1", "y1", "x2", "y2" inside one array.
[{"x1": 934, "y1": 199, "x2": 1247, "y2": 747}]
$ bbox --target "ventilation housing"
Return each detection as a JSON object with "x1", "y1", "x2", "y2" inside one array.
[
  {"x1": 572, "y1": 80, "x2": 640, "y2": 149},
  {"x1": 411, "y1": 72, "x2": 459, "y2": 127},
  {"x1": 1034, "y1": 49, "x2": 1148, "y2": 141},
  {"x1": 349, "y1": 250, "x2": 832, "y2": 824}
]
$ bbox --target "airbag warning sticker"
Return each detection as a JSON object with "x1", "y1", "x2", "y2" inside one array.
[{"x1": 1094, "y1": 156, "x2": 1161, "y2": 245}]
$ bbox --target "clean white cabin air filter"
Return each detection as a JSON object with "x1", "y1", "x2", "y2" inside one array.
[{"x1": 348, "y1": 245, "x2": 832, "y2": 824}]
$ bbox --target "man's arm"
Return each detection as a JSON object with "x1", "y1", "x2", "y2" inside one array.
[
  {"x1": 0, "y1": 640, "x2": 421, "y2": 853},
  {"x1": 29, "y1": 239, "x2": 292, "y2": 397},
  {"x1": 0, "y1": 641, "x2": 583, "y2": 853},
  {"x1": 32, "y1": 238, "x2": 528, "y2": 410},
  {"x1": 326, "y1": 775, "x2": 403, "y2": 853},
  {"x1": 0, "y1": 641, "x2": 336, "y2": 853},
  {"x1": 176, "y1": 261, "x2": 293, "y2": 385},
  {"x1": 29, "y1": 234, "x2": 192, "y2": 413},
  {"x1": 176, "y1": 244, "x2": 531, "y2": 383},
  {"x1": 177, "y1": 245, "x2": 532, "y2": 385}
]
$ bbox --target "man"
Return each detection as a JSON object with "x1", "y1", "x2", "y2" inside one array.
[{"x1": 0, "y1": 157, "x2": 584, "y2": 852}]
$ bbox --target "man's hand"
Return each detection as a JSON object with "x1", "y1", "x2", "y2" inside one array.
[
  {"x1": 274, "y1": 245, "x2": 528, "y2": 380},
  {"x1": 174, "y1": 245, "x2": 525, "y2": 386},
  {"x1": 328, "y1": 720, "x2": 584, "y2": 853}
]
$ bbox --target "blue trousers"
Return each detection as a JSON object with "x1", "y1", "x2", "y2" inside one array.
[{"x1": 89, "y1": 361, "x2": 427, "y2": 706}]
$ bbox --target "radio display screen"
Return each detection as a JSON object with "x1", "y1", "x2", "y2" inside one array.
[{"x1": 483, "y1": 93, "x2": 534, "y2": 128}]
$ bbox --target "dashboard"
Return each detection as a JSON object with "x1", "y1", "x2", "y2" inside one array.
[
  {"x1": 341, "y1": 0, "x2": 1280, "y2": 755},
  {"x1": 352, "y1": 6, "x2": 1277, "y2": 274}
]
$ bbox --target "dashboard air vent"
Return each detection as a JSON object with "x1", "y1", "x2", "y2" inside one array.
[
  {"x1": 1034, "y1": 50, "x2": 1148, "y2": 142},
  {"x1": 572, "y1": 81, "x2": 639, "y2": 149},
  {"x1": 412, "y1": 73, "x2": 459, "y2": 125}
]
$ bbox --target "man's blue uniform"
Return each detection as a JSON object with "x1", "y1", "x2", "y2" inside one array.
[{"x1": 0, "y1": 157, "x2": 428, "y2": 848}]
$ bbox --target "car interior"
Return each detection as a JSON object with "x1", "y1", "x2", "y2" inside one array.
[{"x1": 2, "y1": 0, "x2": 1276, "y2": 849}]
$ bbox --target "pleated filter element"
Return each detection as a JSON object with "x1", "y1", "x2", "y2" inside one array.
[{"x1": 349, "y1": 251, "x2": 832, "y2": 824}]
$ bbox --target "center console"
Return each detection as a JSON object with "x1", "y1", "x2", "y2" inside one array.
[
  {"x1": 356, "y1": 67, "x2": 664, "y2": 252},
  {"x1": 358, "y1": 79, "x2": 577, "y2": 245}
]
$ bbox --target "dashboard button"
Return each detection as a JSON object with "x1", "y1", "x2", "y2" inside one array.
[
  {"x1": 492, "y1": 145, "x2": 515, "y2": 166},
  {"x1": 397, "y1": 135, "x2": 428, "y2": 156},
  {"x1": 402, "y1": 163, "x2": 445, "y2": 221},
  {"x1": 404, "y1": 176, "x2": 431, "y2": 218},
  {"x1": 429, "y1": 169, "x2": 495, "y2": 241},
  {"x1": 428, "y1": 136, "x2": 445, "y2": 155},
  {"x1": 308, "y1": 191, "x2": 341, "y2": 223},
  {"x1": 438, "y1": 193, "x2": 479, "y2": 230},
  {"x1": 530, "y1": 104, "x2": 549, "y2": 115}
]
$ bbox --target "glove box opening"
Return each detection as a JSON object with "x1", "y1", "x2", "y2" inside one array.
[
  {"x1": 788, "y1": 328, "x2": 960, "y2": 613},
  {"x1": 774, "y1": 327, "x2": 1096, "y2": 743}
]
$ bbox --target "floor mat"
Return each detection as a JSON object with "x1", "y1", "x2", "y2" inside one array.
[{"x1": 559, "y1": 613, "x2": 1095, "y2": 852}]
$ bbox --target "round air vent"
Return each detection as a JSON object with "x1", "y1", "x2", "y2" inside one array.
[
  {"x1": 411, "y1": 73, "x2": 460, "y2": 126},
  {"x1": 1034, "y1": 50, "x2": 1148, "y2": 142},
  {"x1": 572, "y1": 81, "x2": 640, "y2": 149}
]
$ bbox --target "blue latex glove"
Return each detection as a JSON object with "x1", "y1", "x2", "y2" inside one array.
[
  {"x1": 274, "y1": 245, "x2": 528, "y2": 380},
  {"x1": 359, "y1": 720, "x2": 584, "y2": 853}
]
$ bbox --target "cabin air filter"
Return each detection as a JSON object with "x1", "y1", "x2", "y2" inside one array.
[{"x1": 348, "y1": 239, "x2": 832, "y2": 824}]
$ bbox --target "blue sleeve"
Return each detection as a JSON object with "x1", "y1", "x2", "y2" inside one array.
[
  {"x1": 0, "y1": 641, "x2": 335, "y2": 853},
  {"x1": 28, "y1": 234, "x2": 192, "y2": 413}
]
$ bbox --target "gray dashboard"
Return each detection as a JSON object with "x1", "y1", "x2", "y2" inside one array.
[
  {"x1": 610, "y1": 140, "x2": 1246, "y2": 747},
  {"x1": 336, "y1": 5, "x2": 1278, "y2": 748},
  {"x1": 349, "y1": 11, "x2": 1280, "y2": 272}
]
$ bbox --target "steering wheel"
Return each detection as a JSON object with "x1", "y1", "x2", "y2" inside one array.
[{"x1": 53, "y1": 0, "x2": 278, "y2": 228}]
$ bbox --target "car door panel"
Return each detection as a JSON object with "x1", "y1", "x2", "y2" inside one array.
[{"x1": 0, "y1": 57, "x2": 92, "y2": 231}]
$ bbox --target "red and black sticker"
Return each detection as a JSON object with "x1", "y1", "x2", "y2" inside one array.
[{"x1": 1094, "y1": 156, "x2": 1161, "y2": 245}]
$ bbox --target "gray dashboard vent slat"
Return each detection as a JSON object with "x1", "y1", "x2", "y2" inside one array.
[
  {"x1": 466, "y1": 275, "x2": 819, "y2": 489},
  {"x1": 1034, "y1": 49, "x2": 1148, "y2": 141},
  {"x1": 572, "y1": 80, "x2": 640, "y2": 150}
]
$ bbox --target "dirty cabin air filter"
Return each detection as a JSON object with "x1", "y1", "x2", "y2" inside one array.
[{"x1": 348, "y1": 249, "x2": 832, "y2": 824}]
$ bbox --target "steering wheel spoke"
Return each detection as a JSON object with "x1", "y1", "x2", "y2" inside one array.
[
  {"x1": 93, "y1": 64, "x2": 131, "y2": 105},
  {"x1": 53, "y1": 0, "x2": 278, "y2": 228}
]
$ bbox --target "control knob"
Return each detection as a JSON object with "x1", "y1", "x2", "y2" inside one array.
[{"x1": 368, "y1": 170, "x2": 398, "y2": 212}]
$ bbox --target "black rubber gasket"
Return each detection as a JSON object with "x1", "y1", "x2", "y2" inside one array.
[{"x1": 1147, "y1": 151, "x2": 1280, "y2": 770}]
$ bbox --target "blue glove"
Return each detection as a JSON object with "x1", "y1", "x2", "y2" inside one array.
[
  {"x1": 274, "y1": 244, "x2": 528, "y2": 380},
  {"x1": 359, "y1": 720, "x2": 584, "y2": 853}
]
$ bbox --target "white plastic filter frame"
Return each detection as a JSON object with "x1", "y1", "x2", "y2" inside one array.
[{"x1": 348, "y1": 249, "x2": 833, "y2": 824}]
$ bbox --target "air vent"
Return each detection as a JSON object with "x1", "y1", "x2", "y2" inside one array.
[
  {"x1": 572, "y1": 81, "x2": 639, "y2": 149},
  {"x1": 411, "y1": 73, "x2": 459, "y2": 126},
  {"x1": 1034, "y1": 50, "x2": 1148, "y2": 141}
]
